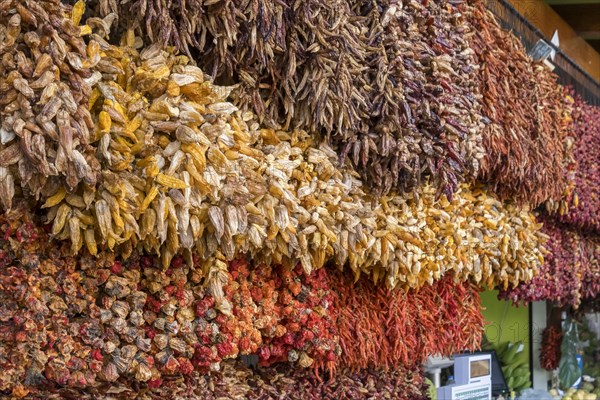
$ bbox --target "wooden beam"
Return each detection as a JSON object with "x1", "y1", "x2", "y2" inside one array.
[
  {"x1": 550, "y1": 4, "x2": 600, "y2": 34},
  {"x1": 579, "y1": 32, "x2": 600, "y2": 39},
  {"x1": 545, "y1": 0, "x2": 600, "y2": 5},
  {"x1": 588, "y1": 39, "x2": 600, "y2": 53},
  {"x1": 507, "y1": 0, "x2": 600, "y2": 82}
]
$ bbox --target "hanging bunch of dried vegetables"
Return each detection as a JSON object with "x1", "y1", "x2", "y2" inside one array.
[
  {"x1": 91, "y1": 0, "x2": 484, "y2": 197},
  {"x1": 468, "y1": 0, "x2": 574, "y2": 207},
  {"x1": 546, "y1": 91, "x2": 600, "y2": 232},
  {"x1": 17, "y1": 361, "x2": 429, "y2": 400},
  {"x1": 331, "y1": 270, "x2": 484, "y2": 371},
  {"x1": 581, "y1": 238, "x2": 600, "y2": 302},
  {"x1": 373, "y1": 0, "x2": 483, "y2": 197},
  {"x1": 0, "y1": 208, "x2": 338, "y2": 393},
  {"x1": 0, "y1": 0, "x2": 103, "y2": 211},
  {"x1": 0, "y1": 206, "x2": 442, "y2": 398},
  {"x1": 499, "y1": 217, "x2": 600, "y2": 308},
  {"x1": 353, "y1": 184, "x2": 548, "y2": 290},
  {"x1": 0, "y1": 29, "x2": 541, "y2": 290},
  {"x1": 540, "y1": 326, "x2": 562, "y2": 371}
]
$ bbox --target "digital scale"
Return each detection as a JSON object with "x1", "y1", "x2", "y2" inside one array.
[{"x1": 437, "y1": 353, "x2": 492, "y2": 400}]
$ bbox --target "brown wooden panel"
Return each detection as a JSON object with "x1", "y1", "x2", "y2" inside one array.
[
  {"x1": 551, "y1": 4, "x2": 600, "y2": 34},
  {"x1": 546, "y1": 0, "x2": 600, "y2": 5},
  {"x1": 506, "y1": 0, "x2": 600, "y2": 82},
  {"x1": 588, "y1": 39, "x2": 600, "y2": 53}
]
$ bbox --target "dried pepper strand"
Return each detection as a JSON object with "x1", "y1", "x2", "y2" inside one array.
[
  {"x1": 499, "y1": 217, "x2": 600, "y2": 308},
  {"x1": 331, "y1": 270, "x2": 485, "y2": 371},
  {"x1": 468, "y1": 0, "x2": 573, "y2": 207},
  {"x1": 540, "y1": 326, "x2": 562, "y2": 371},
  {"x1": 19, "y1": 361, "x2": 430, "y2": 400},
  {"x1": 90, "y1": 0, "x2": 484, "y2": 197},
  {"x1": 546, "y1": 90, "x2": 600, "y2": 232},
  {"x1": 0, "y1": 0, "x2": 101, "y2": 210}
]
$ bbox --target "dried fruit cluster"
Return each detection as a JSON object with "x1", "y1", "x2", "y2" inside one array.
[
  {"x1": 94, "y1": 0, "x2": 484, "y2": 197},
  {"x1": 0, "y1": 31, "x2": 541, "y2": 290},
  {"x1": 332, "y1": 271, "x2": 484, "y2": 370},
  {"x1": 0, "y1": 0, "x2": 100, "y2": 210},
  {"x1": 540, "y1": 326, "x2": 562, "y2": 371},
  {"x1": 548, "y1": 91, "x2": 600, "y2": 232},
  {"x1": 499, "y1": 218, "x2": 600, "y2": 308},
  {"x1": 0, "y1": 208, "x2": 337, "y2": 394},
  {"x1": 20, "y1": 361, "x2": 429, "y2": 400},
  {"x1": 469, "y1": 0, "x2": 573, "y2": 207}
]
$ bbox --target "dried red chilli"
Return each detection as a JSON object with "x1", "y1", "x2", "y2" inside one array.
[
  {"x1": 581, "y1": 237, "x2": 600, "y2": 302},
  {"x1": 331, "y1": 270, "x2": 484, "y2": 370},
  {"x1": 539, "y1": 326, "x2": 562, "y2": 371},
  {"x1": 92, "y1": 0, "x2": 484, "y2": 197},
  {"x1": 547, "y1": 90, "x2": 600, "y2": 232},
  {"x1": 468, "y1": 0, "x2": 573, "y2": 207},
  {"x1": 499, "y1": 217, "x2": 600, "y2": 308}
]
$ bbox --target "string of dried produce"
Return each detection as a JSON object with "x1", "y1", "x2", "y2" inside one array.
[
  {"x1": 546, "y1": 91, "x2": 600, "y2": 232},
  {"x1": 582, "y1": 238, "x2": 600, "y2": 302},
  {"x1": 91, "y1": 0, "x2": 484, "y2": 197},
  {"x1": 468, "y1": 0, "x2": 573, "y2": 207},
  {"x1": 0, "y1": 0, "x2": 101, "y2": 210},
  {"x1": 540, "y1": 326, "x2": 562, "y2": 371},
  {"x1": 1, "y1": 29, "x2": 546, "y2": 291},
  {"x1": 0, "y1": 208, "x2": 338, "y2": 394},
  {"x1": 18, "y1": 361, "x2": 429, "y2": 400},
  {"x1": 499, "y1": 217, "x2": 600, "y2": 308},
  {"x1": 331, "y1": 270, "x2": 484, "y2": 371}
]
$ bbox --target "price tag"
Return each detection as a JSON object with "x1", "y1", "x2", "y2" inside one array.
[{"x1": 529, "y1": 39, "x2": 553, "y2": 62}]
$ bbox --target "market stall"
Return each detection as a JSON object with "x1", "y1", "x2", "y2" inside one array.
[{"x1": 0, "y1": 0, "x2": 598, "y2": 399}]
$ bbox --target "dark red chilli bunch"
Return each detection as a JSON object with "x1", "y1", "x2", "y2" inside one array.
[
  {"x1": 548, "y1": 90, "x2": 600, "y2": 232},
  {"x1": 499, "y1": 217, "x2": 600, "y2": 308},
  {"x1": 539, "y1": 326, "x2": 562, "y2": 371},
  {"x1": 220, "y1": 258, "x2": 340, "y2": 374}
]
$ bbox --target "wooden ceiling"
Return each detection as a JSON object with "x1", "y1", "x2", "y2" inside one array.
[{"x1": 546, "y1": 0, "x2": 600, "y2": 53}]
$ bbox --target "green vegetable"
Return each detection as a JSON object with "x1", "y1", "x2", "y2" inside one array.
[{"x1": 425, "y1": 378, "x2": 437, "y2": 400}]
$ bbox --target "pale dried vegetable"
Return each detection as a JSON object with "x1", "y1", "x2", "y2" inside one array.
[
  {"x1": 469, "y1": 0, "x2": 574, "y2": 207},
  {"x1": 93, "y1": 0, "x2": 484, "y2": 197},
  {"x1": 35, "y1": 35, "x2": 545, "y2": 291},
  {"x1": 0, "y1": 0, "x2": 103, "y2": 210}
]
